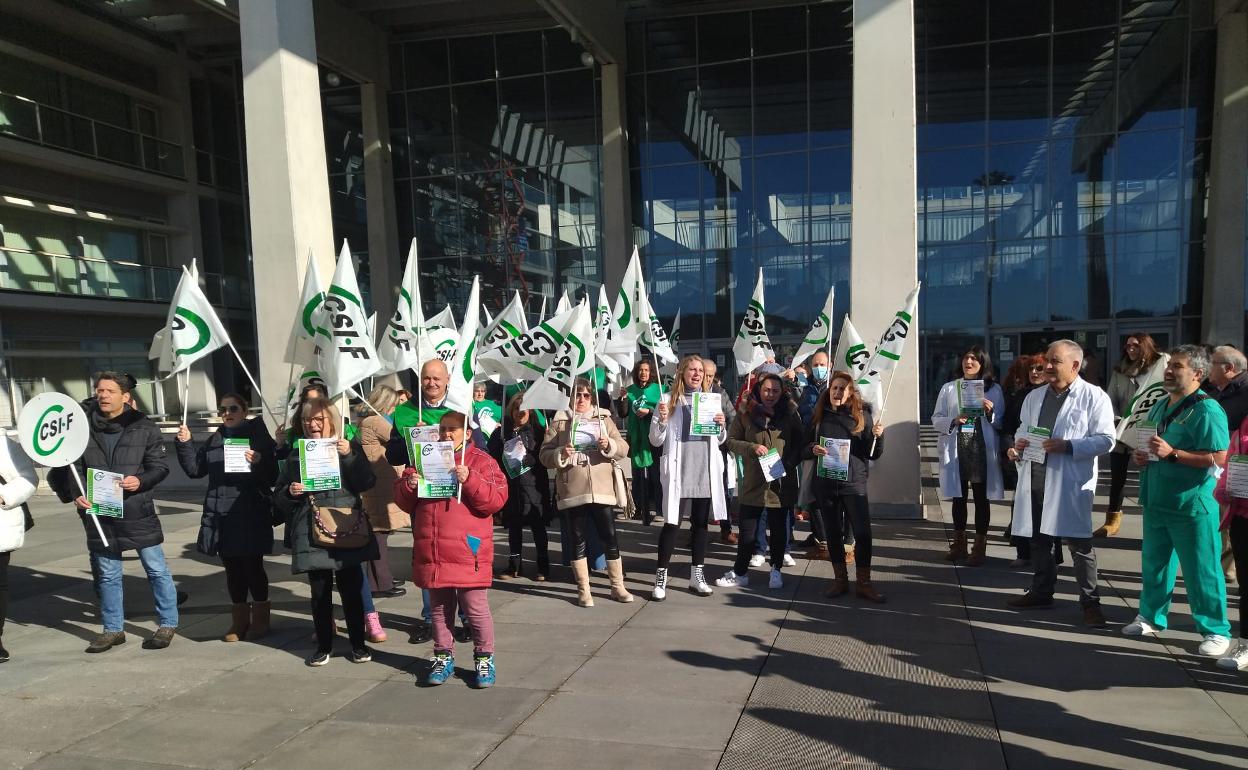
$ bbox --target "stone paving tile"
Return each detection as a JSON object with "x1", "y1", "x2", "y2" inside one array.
[
  {"x1": 28, "y1": 756, "x2": 189, "y2": 770},
  {"x1": 0, "y1": 696, "x2": 143, "y2": 754},
  {"x1": 161, "y1": 670, "x2": 381, "y2": 719},
  {"x1": 249, "y1": 721, "x2": 504, "y2": 770},
  {"x1": 0, "y1": 748, "x2": 42, "y2": 770},
  {"x1": 996, "y1": 726, "x2": 1248, "y2": 770},
  {"x1": 478, "y1": 735, "x2": 722, "y2": 770},
  {"x1": 488, "y1": 620, "x2": 618, "y2": 655},
  {"x1": 516, "y1": 691, "x2": 742, "y2": 751},
  {"x1": 561, "y1": 652, "x2": 759, "y2": 701},
  {"x1": 331, "y1": 680, "x2": 548, "y2": 734}
]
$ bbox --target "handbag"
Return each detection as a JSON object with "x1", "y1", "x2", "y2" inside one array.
[
  {"x1": 610, "y1": 458, "x2": 632, "y2": 515},
  {"x1": 308, "y1": 495, "x2": 371, "y2": 550}
]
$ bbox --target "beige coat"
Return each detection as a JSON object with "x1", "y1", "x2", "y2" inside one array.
[
  {"x1": 540, "y1": 407, "x2": 629, "y2": 510},
  {"x1": 357, "y1": 415, "x2": 410, "y2": 531}
]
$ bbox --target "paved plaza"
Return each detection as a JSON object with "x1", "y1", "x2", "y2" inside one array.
[{"x1": 2, "y1": 444, "x2": 1247, "y2": 769}]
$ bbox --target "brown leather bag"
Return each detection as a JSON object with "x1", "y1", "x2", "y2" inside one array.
[{"x1": 308, "y1": 496, "x2": 371, "y2": 550}]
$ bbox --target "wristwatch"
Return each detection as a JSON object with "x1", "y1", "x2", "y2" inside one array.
[{"x1": 1165, "y1": 450, "x2": 1180, "y2": 464}]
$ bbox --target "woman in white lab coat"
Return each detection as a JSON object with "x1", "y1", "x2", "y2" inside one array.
[
  {"x1": 0, "y1": 431, "x2": 40, "y2": 662},
  {"x1": 932, "y1": 347, "x2": 1005, "y2": 565}
]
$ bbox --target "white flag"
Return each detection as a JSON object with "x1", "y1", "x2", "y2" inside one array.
[
  {"x1": 318, "y1": 241, "x2": 382, "y2": 397},
  {"x1": 1115, "y1": 353, "x2": 1171, "y2": 449},
  {"x1": 481, "y1": 290, "x2": 527, "y2": 351},
  {"x1": 148, "y1": 327, "x2": 172, "y2": 374},
  {"x1": 423, "y1": 305, "x2": 459, "y2": 364},
  {"x1": 857, "y1": 283, "x2": 920, "y2": 411},
  {"x1": 733, "y1": 269, "x2": 773, "y2": 377},
  {"x1": 670, "y1": 309, "x2": 682, "y2": 355},
  {"x1": 555, "y1": 290, "x2": 571, "y2": 314},
  {"x1": 162, "y1": 267, "x2": 231, "y2": 375},
  {"x1": 478, "y1": 304, "x2": 581, "y2": 382},
  {"x1": 285, "y1": 253, "x2": 328, "y2": 369},
  {"x1": 593, "y1": 285, "x2": 621, "y2": 374},
  {"x1": 522, "y1": 300, "x2": 595, "y2": 411},
  {"x1": 832, "y1": 315, "x2": 870, "y2": 377},
  {"x1": 444, "y1": 277, "x2": 479, "y2": 415},
  {"x1": 377, "y1": 240, "x2": 425, "y2": 375},
  {"x1": 610, "y1": 247, "x2": 643, "y2": 371},
  {"x1": 791, "y1": 286, "x2": 835, "y2": 370}
]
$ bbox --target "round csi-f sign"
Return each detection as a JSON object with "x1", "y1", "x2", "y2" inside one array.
[{"x1": 18, "y1": 392, "x2": 89, "y2": 468}]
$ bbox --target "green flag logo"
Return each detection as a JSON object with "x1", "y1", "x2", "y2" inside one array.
[
  {"x1": 173, "y1": 306, "x2": 212, "y2": 357},
  {"x1": 32, "y1": 403, "x2": 67, "y2": 457}
]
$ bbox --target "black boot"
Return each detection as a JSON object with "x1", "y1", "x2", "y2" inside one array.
[
  {"x1": 536, "y1": 554, "x2": 550, "y2": 582},
  {"x1": 496, "y1": 555, "x2": 522, "y2": 580}
]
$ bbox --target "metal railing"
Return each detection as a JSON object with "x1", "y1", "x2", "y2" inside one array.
[
  {"x1": 0, "y1": 249, "x2": 250, "y2": 308},
  {"x1": 195, "y1": 148, "x2": 245, "y2": 191},
  {"x1": 0, "y1": 91, "x2": 185, "y2": 178}
]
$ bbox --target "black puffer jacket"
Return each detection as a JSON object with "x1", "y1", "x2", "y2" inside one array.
[
  {"x1": 48, "y1": 405, "x2": 169, "y2": 556},
  {"x1": 175, "y1": 418, "x2": 278, "y2": 558},
  {"x1": 488, "y1": 420, "x2": 552, "y2": 524},
  {"x1": 803, "y1": 404, "x2": 884, "y2": 497},
  {"x1": 272, "y1": 439, "x2": 378, "y2": 574}
]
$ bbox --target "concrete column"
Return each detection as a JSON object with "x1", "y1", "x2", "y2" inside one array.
[
  {"x1": 851, "y1": 0, "x2": 922, "y2": 518},
  {"x1": 361, "y1": 82, "x2": 400, "y2": 330},
  {"x1": 239, "y1": 0, "x2": 336, "y2": 422},
  {"x1": 1202, "y1": 12, "x2": 1247, "y2": 347},
  {"x1": 600, "y1": 61, "x2": 631, "y2": 292}
]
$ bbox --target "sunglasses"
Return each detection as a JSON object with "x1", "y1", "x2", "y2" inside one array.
[
  {"x1": 574, "y1": 392, "x2": 593, "y2": 399},
  {"x1": 1029, "y1": 366, "x2": 1045, "y2": 372},
  {"x1": 218, "y1": 405, "x2": 243, "y2": 415}
]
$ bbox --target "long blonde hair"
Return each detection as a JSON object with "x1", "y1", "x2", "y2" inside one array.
[
  {"x1": 667, "y1": 354, "x2": 704, "y2": 410},
  {"x1": 356, "y1": 384, "x2": 400, "y2": 418}
]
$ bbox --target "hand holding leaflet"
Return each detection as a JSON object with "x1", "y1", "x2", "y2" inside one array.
[{"x1": 1020, "y1": 426, "x2": 1049, "y2": 464}]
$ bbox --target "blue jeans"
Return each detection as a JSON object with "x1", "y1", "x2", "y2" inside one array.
[
  {"x1": 91, "y1": 545, "x2": 179, "y2": 633},
  {"x1": 360, "y1": 565, "x2": 376, "y2": 614},
  {"x1": 755, "y1": 508, "x2": 794, "y2": 557}
]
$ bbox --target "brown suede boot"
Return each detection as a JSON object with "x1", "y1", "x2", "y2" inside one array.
[
  {"x1": 246, "y1": 601, "x2": 271, "y2": 640},
  {"x1": 223, "y1": 603, "x2": 250, "y2": 643},
  {"x1": 855, "y1": 568, "x2": 886, "y2": 603},
  {"x1": 945, "y1": 531, "x2": 968, "y2": 562},
  {"x1": 966, "y1": 534, "x2": 988, "y2": 566},
  {"x1": 570, "y1": 557, "x2": 594, "y2": 607},
  {"x1": 1093, "y1": 510, "x2": 1123, "y2": 538},
  {"x1": 824, "y1": 561, "x2": 849, "y2": 598},
  {"x1": 606, "y1": 558, "x2": 634, "y2": 603}
]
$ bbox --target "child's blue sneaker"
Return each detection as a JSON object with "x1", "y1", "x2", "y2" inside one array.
[
  {"x1": 425, "y1": 653, "x2": 455, "y2": 686},
  {"x1": 474, "y1": 654, "x2": 496, "y2": 689}
]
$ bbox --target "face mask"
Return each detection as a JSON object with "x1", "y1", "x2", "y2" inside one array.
[
  {"x1": 796, "y1": 374, "x2": 808, "y2": 387},
  {"x1": 812, "y1": 365, "x2": 829, "y2": 381}
]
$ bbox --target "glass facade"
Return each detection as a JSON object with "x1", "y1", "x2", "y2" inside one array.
[
  {"x1": 388, "y1": 29, "x2": 603, "y2": 320},
  {"x1": 626, "y1": 5, "x2": 853, "y2": 370},
  {"x1": 916, "y1": 0, "x2": 1215, "y2": 410}
]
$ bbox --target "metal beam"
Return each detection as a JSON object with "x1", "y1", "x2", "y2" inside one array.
[{"x1": 536, "y1": 0, "x2": 626, "y2": 65}]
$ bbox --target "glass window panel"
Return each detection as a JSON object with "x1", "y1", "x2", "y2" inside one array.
[
  {"x1": 753, "y1": 6, "x2": 806, "y2": 56},
  {"x1": 1184, "y1": 238, "x2": 1202, "y2": 316},
  {"x1": 988, "y1": 0, "x2": 1051, "y2": 39},
  {"x1": 810, "y1": 240, "x2": 852, "y2": 325},
  {"x1": 1048, "y1": 136, "x2": 1114, "y2": 236},
  {"x1": 452, "y1": 81, "x2": 500, "y2": 173},
  {"x1": 646, "y1": 17, "x2": 697, "y2": 71},
  {"x1": 988, "y1": 37, "x2": 1049, "y2": 142},
  {"x1": 627, "y1": 74, "x2": 645, "y2": 167},
  {"x1": 551, "y1": 163, "x2": 600, "y2": 250},
  {"x1": 388, "y1": 93, "x2": 411, "y2": 179},
  {"x1": 990, "y1": 239, "x2": 1048, "y2": 324},
  {"x1": 1118, "y1": 19, "x2": 1186, "y2": 132},
  {"x1": 919, "y1": 147, "x2": 987, "y2": 242},
  {"x1": 810, "y1": 48, "x2": 851, "y2": 147},
  {"x1": 450, "y1": 36, "x2": 495, "y2": 82},
  {"x1": 1115, "y1": 129, "x2": 1181, "y2": 232},
  {"x1": 699, "y1": 162, "x2": 738, "y2": 252},
  {"x1": 546, "y1": 70, "x2": 599, "y2": 165},
  {"x1": 698, "y1": 12, "x2": 749, "y2": 63},
  {"x1": 627, "y1": 22, "x2": 646, "y2": 71},
  {"x1": 404, "y1": 40, "x2": 449, "y2": 89},
  {"x1": 753, "y1": 54, "x2": 807, "y2": 155},
  {"x1": 915, "y1": 0, "x2": 986, "y2": 47},
  {"x1": 1182, "y1": 137, "x2": 1210, "y2": 244},
  {"x1": 1050, "y1": 235, "x2": 1111, "y2": 320},
  {"x1": 406, "y1": 87, "x2": 454, "y2": 177},
  {"x1": 1115, "y1": 229, "x2": 1180, "y2": 318},
  {"x1": 697, "y1": 60, "x2": 752, "y2": 161},
  {"x1": 544, "y1": 28, "x2": 585, "y2": 72},
  {"x1": 921, "y1": 243, "x2": 987, "y2": 329},
  {"x1": 395, "y1": 179, "x2": 414, "y2": 250},
  {"x1": 1054, "y1": 0, "x2": 1120, "y2": 32},
  {"x1": 1050, "y1": 30, "x2": 1117, "y2": 137},
  {"x1": 413, "y1": 176, "x2": 460, "y2": 258},
  {"x1": 646, "y1": 68, "x2": 699, "y2": 164},
  {"x1": 757, "y1": 244, "x2": 810, "y2": 336},
  {"x1": 754, "y1": 152, "x2": 809, "y2": 247},
  {"x1": 920, "y1": 329, "x2": 988, "y2": 414},
  {"x1": 919, "y1": 44, "x2": 986, "y2": 148},
  {"x1": 497, "y1": 75, "x2": 547, "y2": 168},
  {"x1": 496, "y1": 31, "x2": 543, "y2": 77},
  {"x1": 707, "y1": 246, "x2": 742, "y2": 338},
  {"x1": 649, "y1": 251, "x2": 703, "y2": 323},
  {"x1": 810, "y1": 147, "x2": 852, "y2": 243},
  {"x1": 643, "y1": 163, "x2": 700, "y2": 252},
  {"x1": 1187, "y1": 30, "x2": 1216, "y2": 140},
  {"x1": 987, "y1": 141, "x2": 1049, "y2": 239},
  {"x1": 809, "y1": 3, "x2": 853, "y2": 49}
]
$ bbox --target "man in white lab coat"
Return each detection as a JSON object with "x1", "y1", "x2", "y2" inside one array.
[{"x1": 1005, "y1": 340, "x2": 1116, "y2": 627}]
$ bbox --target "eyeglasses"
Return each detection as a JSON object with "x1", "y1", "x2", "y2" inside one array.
[
  {"x1": 304, "y1": 416, "x2": 326, "y2": 425},
  {"x1": 574, "y1": 392, "x2": 593, "y2": 399},
  {"x1": 218, "y1": 405, "x2": 242, "y2": 415}
]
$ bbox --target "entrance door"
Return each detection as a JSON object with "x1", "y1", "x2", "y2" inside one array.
[{"x1": 992, "y1": 327, "x2": 1111, "y2": 387}]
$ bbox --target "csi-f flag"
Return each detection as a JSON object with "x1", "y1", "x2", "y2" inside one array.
[
  {"x1": 669, "y1": 309, "x2": 682, "y2": 354},
  {"x1": 857, "y1": 283, "x2": 920, "y2": 411},
  {"x1": 318, "y1": 241, "x2": 381, "y2": 397},
  {"x1": 521, "y1": 299, "x2": 595, "y2": 411},
  {"x1": 833, "y1": 315, "x2": 869, "y2": 377},
  {"x1": 791, "y1": 287, "x2": 835, "y2": 370},
  {"x1": 477, "y1": 304, "x2": 580, "y2": 383},
  {"x1": 611, "y1": 247, "x2": 643, "y2": 370},
  {"x1": 377, "y1": 240, "x2": 425, "y2": 375},
  {"x1": 423, "y1": 305, "x2": 459, "y2": 364},
  {"x1": 1115, "y1": 353, "x2": 1171, "y2": 449},
  {"x1": 555, "y1": 290, "x2": 571, "y2": 314},
  {"x1": 444, "y1": 277, "x2": 480, "y2": 415},
  {"x1": 593, "y1": 284, "x2": 622, "y2": 374},
  {"x1": 733, "y1": 269, "x2": 773, "y2": 377},
  {"x1": 161, "y1": 266, "x2": 230, "y2": 375},
  {"x1": 481, "y1": 290, "x2": 526, "y2": 351},
  {"x1": 285, "y1": 253, "x2": 328, "y2": 369}
]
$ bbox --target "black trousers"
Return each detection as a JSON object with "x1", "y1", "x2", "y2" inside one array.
[
  {"x1": 631, "y1": 464, "x2": 660, "y2": 518},
  {"x1": 658, "y1": 498, "x2": 711, "y2": 568},
  {"x1": 1107, "y1": 451, "x2": 1131, "y2": 512},
  {"x1": 308, "y1": 566, "x2": 366, "y2": 653},
  {"x1": 818, "y1": 494, "x2": 873, "y2": 569},
  {"x1": 1232, "y1": 517, "x2": 1248, "y2": 639},
  {"x1": 0, "y1": 551, "x2": 8, "y2": 638},
  {"x1": 222, "y1": 555, "x2": 269, "y2": 604},
  {"x1": 735, "y1": 504, "x2": 787, "y2": 574},
  {"x1": 567, "y1": 504, "x2": 620, "y2": 560},
  {"x1": 507, "y1": 498, "x2": 550, "y2": 568},
  {"x1": 952, "y1": 480, "x2": 990, "y2": 535}
]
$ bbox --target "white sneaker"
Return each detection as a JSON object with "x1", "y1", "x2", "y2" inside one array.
[
  {"x1": 689, "y1": 565, "x2": 714, "y2": 596},
  {"x1": 1121, "y1": 615, "x2": 1158, "y2": 636},
  {"x1": 715, "y1": 570, "x2": 749, "y2": 588},
  {"x1": 651, "y1": 567, "x2": 668, "y2": 601},
  {"x1": 1217, "y1": 640, "x2": 1248, "y2": 670},
  {"x1": 749, "y1": 554, "x2": 766, "y2": 568},
  {"x1": 1199, "y1": 634, "x2": 1232, "y2": 657},
  {"x1": 768, "y1": 569, "x2": 783, "y2": 589},
  {"x1": 782, "y1": 554, "x2": 797, "y2": 568}
]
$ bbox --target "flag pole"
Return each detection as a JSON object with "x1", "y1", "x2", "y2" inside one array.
[
  {"x1": 348, "y1": 386, "x2": 386, "y2": 419},
  {"x1": 224, "y1": 339, "x2": 280, "y2": 426},
  {"x1": 180, "y1": 368, "x2": 191, "y2": 426},
  {"x1": 68, "y1": 465, "x2": 109, "y2": 548}
]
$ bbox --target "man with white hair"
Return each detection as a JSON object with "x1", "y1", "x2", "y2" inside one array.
[{"x1": 1006, "y1": 340, "x2": 1116, "y2": 627}]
